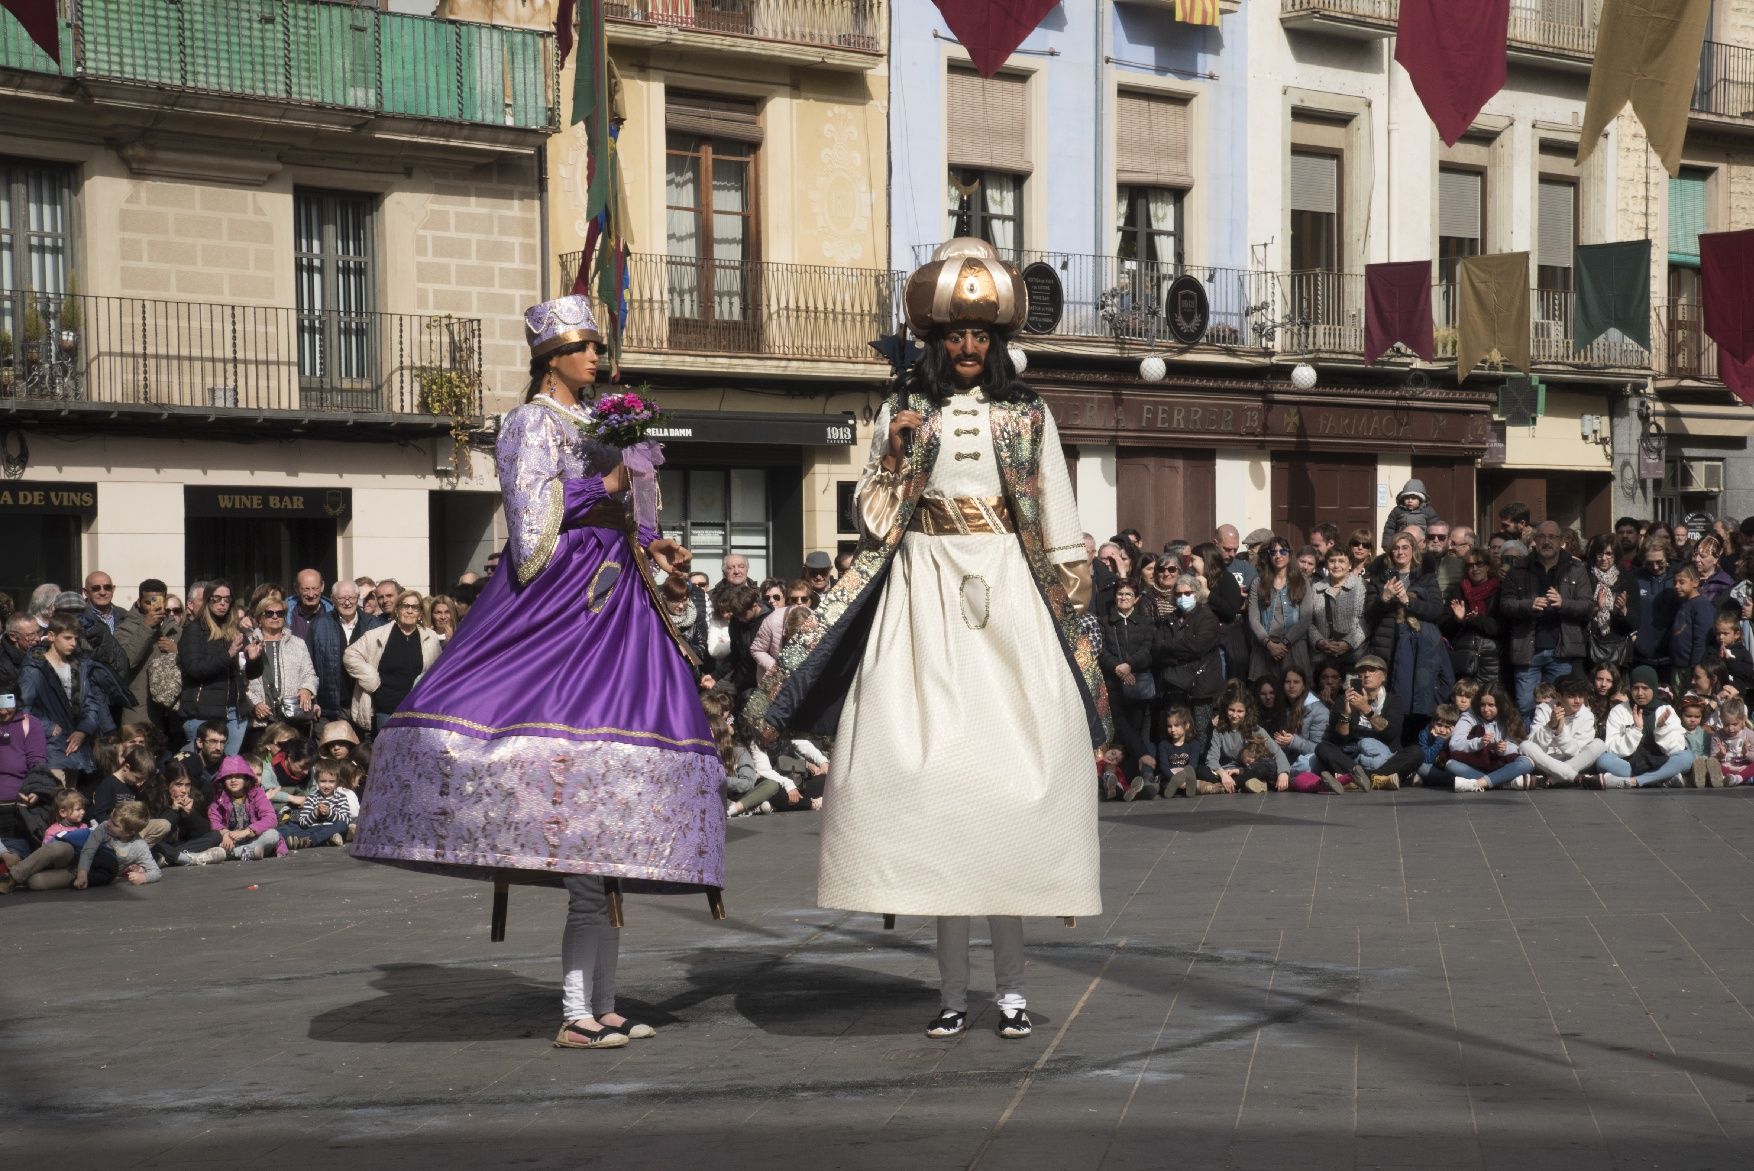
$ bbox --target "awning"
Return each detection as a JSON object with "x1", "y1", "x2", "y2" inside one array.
[
  {"x1": 647, "y1": 411, "x2": 857, "y2": 447},
  {"x1": 1656, "y1": 404, "x2": 1754, "y2": 439}
]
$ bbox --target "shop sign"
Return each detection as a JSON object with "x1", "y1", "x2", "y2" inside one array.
[
  {"x1": 1483, "y1": 421, "x2": 1507, "y2": 464},
  {"x1": 0, "y1": 480, "x2": 97, "y2": 518},
  {"x1": 1041, "y1": 391, "x2": 1490, "y2": 450},
  {"x1": 186, "y1": 486, "x2": 352, "y2": 520},
  {"x1": 647, "y1": 412, "x2": 856, "y2": 447},
  {"x1": 1164, "y1": 276, "x2": 1211, "y2": 346},
  {"x1": 1020, "y1": 262, "x2": 1065, "y2": 335}
]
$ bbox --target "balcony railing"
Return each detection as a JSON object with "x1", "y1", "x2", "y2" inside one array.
[
  {"x1": 0, "y1": 293, "x2": 482, "y2": 416},
  {"x1": 1693, "y1": 40, "x2": 1754, "y2": 120},
  {"x1": 1431, "y1": 284, "x2": 1650, "y2": 370},
  {"x1": 606, "y1": 0, "x2": 882, "y2": 52},
  {"x1": 1655, "y1": 301, "x2": 1716, "y2": 380},
  {"x1": 562, "y1": 252, "x2": 901, "y2": 362},
  {"x1": 0, "y1": 0, "x2": 557, "y2": 131},
  {"x1": 1281, "y1": 0, "x2": 1597, "y2": 57}
]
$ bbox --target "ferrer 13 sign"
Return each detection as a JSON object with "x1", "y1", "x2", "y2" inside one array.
[{"x1": 1164, "y1": 275, "x2": 1210, "y2": 346}]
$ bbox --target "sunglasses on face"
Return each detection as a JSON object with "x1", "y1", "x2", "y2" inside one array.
[
  {"x1": 166, "y1": 607, "x2": 184, "y2": 615},
  {"x1": 1268, "y1": 546, "x2": 1290, "y2": 556},
  {"x1": 87, "y1": 584, "x2": 113, "y2": 593},
  {"x1": 210, "y1": 595, "x2": 232, "y2": 603},
  {"x1": 1350, "y1": 541, "x2": 1370, "y2": 549},
  {"x1": 786, "y1": 595, "x2": 811, "y2": 605},
  {"x1": 260, "y1": 608, "x2": 286, "y2": 617}
]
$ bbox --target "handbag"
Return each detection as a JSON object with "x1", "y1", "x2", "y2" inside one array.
[
  {"x1": 1587, "y1": 622, "x2": 1629, "y2": 667},
  {"x1": 147, "y1": 652, "x2": 183, "y2": 709},
  {"x1": 1120, "y1": 672, "x2": 1156, "y2": 702},
  {"x1": 1450, "y1": 636, "x2": 1484, "y2": 681}
]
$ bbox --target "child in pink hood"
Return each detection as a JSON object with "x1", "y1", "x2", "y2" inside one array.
[{"x1": 206, "y1": 756, "x2": 285, "y2": 860}]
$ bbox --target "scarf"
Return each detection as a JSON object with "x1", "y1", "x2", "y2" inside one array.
[
  {"x1": 1591, "y1": 565, "x2": 1620, "y2": 632},
  {"x1": 1459, "y1": 573, "x2": 1500, "y2": 617}
]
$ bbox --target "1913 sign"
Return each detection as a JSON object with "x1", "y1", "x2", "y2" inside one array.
[{"x1": 1020, "y1": 262, "x2": 1064, "y2": 334}]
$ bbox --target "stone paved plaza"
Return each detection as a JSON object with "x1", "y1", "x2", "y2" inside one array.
[{"x1": 6, "y1": 789, "x2": 1754, "y2": 1169}]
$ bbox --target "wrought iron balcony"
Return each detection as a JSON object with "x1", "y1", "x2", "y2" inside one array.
[
  {"x1": 1655, "y1": 300, "x2": 1716, "y2": 381},
  {"x1": 0, "y1": 292, "x2": 482, "y2": 418},
  {"x1": 606, "y1": 0, "x2": 882, "y2": 53},
  {"x1": 1693, "y1": 40, "x2": 1754, "y2": 121},
  {"x1": 1431, "y1": 284, "x2": 1653, "y2": 371},
  {"x1": 561, "y1": 251, "x2": 902, "y2": 363},
  {"x1": 0, "y1": 0, "x2": 557, "y2": 131},
  {"x1": 1281, "y1": 0, "x2": 1597, "y2": 60}
]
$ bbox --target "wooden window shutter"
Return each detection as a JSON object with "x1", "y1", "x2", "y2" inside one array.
[
  {"x1": 1438, "y1": 169, "x2": 1483, "y2": 239},
  {"x1": 946, "y1": 69, "x2": 1031, "y2": 173},
  {"x1": 1289, "y1": 151, "x2": 1338, "y2": 214},
  {"x1": 667, "y1": 92, "x2": 764, "y2": 145},
  {"x1": 1537, "y1": 180, "x2": 1575, "y2": 269},
  {"x1": 1115, "y1": 90, "x2": 1192, "y2": 188}
]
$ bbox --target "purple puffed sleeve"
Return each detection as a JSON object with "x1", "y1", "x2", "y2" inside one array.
[{"x1": 498, "y1": 406, "x2": 571, "y2": 586}]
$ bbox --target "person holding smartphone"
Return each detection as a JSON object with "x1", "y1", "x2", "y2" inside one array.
[{"x1": 1313, "y1": 656, "x2": 1424, "y2": 792}]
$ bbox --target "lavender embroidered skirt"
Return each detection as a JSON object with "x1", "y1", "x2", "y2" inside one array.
[{"x1": 351, "y1": 523, "x2": 726, "y2": 893}]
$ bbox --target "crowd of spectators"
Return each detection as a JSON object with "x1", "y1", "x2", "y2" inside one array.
[
  {"x1": 0, "y1": 565, "x2": 478, "y2": 893},
  {"x1": 1088, "y1": 486, "x2": 1754, "y2": 798}
]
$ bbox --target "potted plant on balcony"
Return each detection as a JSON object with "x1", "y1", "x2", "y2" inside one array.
[
  {"x1": 0, "y1": 329, "x2": 12, "y2": 391},
  {"x1": 20, "y1": 295, "x2": 44, "y2": 365},
  {"x1": 418, "y1": 365, "x2": 481, "y2": 477},
  {"x1": 57, "y1": 274, "x2": 81, "y2": 354}
]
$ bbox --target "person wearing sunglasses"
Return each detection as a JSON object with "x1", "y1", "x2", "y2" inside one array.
[
  {"x1": 1247, "y1": 538, "x2": 1313, "y2": 682},
  {"x1": 1346, "y1": 529, "x2": 1376, "y2": 574},
  {"x1": 244, "y1": 596, "x2": 318, "y2": 731},
  {"x1": 751, "y1": 579, "x2": 817, "y2": 675},
  {"x1": 176, "y1": 579, "x2": 261, "y2": 755},
  {"x1": 1620, "y1": 538, "x2": 1679, "y2": 681}
]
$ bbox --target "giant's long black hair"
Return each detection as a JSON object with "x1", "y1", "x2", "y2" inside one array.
[
  {"x1": 893, "y1": 325, "x2": 1037, "y2": 411},
  {"x1": 524, "y1": 338, "x2": 601, "y2": 403}
]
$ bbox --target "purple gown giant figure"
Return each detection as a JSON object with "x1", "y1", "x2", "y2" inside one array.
[{"x1": 352, "y1": 301, "x2": 725, "y2": 905}]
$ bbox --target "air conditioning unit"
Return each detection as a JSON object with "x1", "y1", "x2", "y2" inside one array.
[{"x1": 1674, "y1": 458, "x2": 1725, "y2": 493}]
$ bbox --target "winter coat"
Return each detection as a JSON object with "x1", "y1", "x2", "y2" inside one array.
[
  {"x1": 1361, "y1": 562, "x2": 1444, "y2": 667},
  {"x1": 18, "y1": 654, "x2": 111, "y2": 772},
  {"x1": 177, "y1": 623, "x2": 262, "y2": 720},
  {"x1": 304, "y1": 610, "x2": 386, "y2": 714},
  {"x1": 1524, "y1": 702, "x2": 1599, "y2": 758},
  {"x1": 1392, "y1": 619, "x2": 1455, "y2": 719},
  {"x1": 1699, "y1": 567, "x2": 1736, "y2": 607},
  {"x1": 342, "y1": 623, "x2": 443, "y2": 727},
  {"x1": 1205, "y1": 569, "x2": 1248, "y2": 681},
  {"x1": 244, "y1": 635, "x2": 320, "y2": 724},
  {"x1": 1247, "y1": 577, "x2": 1313, "y2": 681},
  {"x1": 1099, "y1": 607, "x2": 1157, "y2": 680},
  {"x1": 207, "y1": 784, "x2": 288, "y2": 855},
  {"x1": 1499, "y1": 552, "x2": 1592, "y2": 666},
  {"x1": 0, "y1": 711, "x2": 46, "y2": 803},
  {"x1": 1282, "y1": 692, "x2": 1330, "y2": 760},
  {"x1": 1447, "y1": 712, "x2": 1525, "y2": 771},
  {"x1": 1204, "y1": 727, "x2": 1290, "y2": 776},
  {"x1": 1380, "y1": 479, "x2": 1441, "y2": 548},
  {"x1": 1603, "y1": 702, "x2": 1687, "y2": 758},
  {"x1": 1614, "y1": 568, "x2": 1678, "y2": 667},
  {"x1": 1669, "y1": 594, "x2": 1719, "y2": 673},
  {"x1": 1310, "y1": 573, "x2": 1367, "y2": 664},
  {"x1": 1441, "y1": 582, "x2": 1504, "y2": 685},
  {"x1": 1155, "y1": 603, "x2": 1223, "y2": 703},
  {"x1": 1325, "y1": 687, "x2": 1409, "y2": 751},
  {"x1": 111, "y1": 609, "x2": 158, "y2": 724}
]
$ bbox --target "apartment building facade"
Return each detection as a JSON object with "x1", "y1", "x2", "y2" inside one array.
[
  {"x1": 0, "y1": 0, "x2": 559, "y2": 605},
  {"x1": 547, "y1": 0, "x2": 890, "y2": 580}
]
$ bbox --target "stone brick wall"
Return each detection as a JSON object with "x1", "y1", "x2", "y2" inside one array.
[
  {"x1": 410, "y1": 157, "x2": 542, "y2": 416},
  {"x1": 116, "y1": 182, "x2": 280, "y2": 304}
]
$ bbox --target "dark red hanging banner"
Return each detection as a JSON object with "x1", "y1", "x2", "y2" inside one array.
[
  {"x1": 1, "y1": 0, "x2": 60, "y2": 64},
  {"x1": 1701, "y1": 229, "x2": 1754, "y2": 407},
  {"x1": 555, "y1": 0, "x2": 577, "y2": 68},
  {"x1": 1364, "y1": 261, "x2": 1435, "y2": 363},
  {"x1": 932, "y1": 0, "x2": 1060, "y2": 78},
  {"x1": 1394, "y1": 0, "x2": 1508, "y2": 146}
]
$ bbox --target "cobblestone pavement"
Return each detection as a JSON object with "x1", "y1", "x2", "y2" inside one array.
[{"x1": 6, "y1": 789, "x2": 1754, "y2": 1169}]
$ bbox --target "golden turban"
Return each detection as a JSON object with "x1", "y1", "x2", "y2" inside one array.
[{"x1": 903, "y1": 237, "x2": 1029, "y2": 334}]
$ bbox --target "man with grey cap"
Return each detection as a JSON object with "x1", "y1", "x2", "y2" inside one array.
[
  {"x1": 1313, "y1": 654, "x2": 1425, "y2": 791},
  {"x1": 802, "y1": 550, "x2": 835, "y2": 592}
]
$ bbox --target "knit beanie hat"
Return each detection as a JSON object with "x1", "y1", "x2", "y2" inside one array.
[{"x1": 1629, "y1": 665, "x2": 1660, "y2": 690}]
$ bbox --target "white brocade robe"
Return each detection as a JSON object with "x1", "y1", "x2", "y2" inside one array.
[{"x1": 816, "y1": 392, "x2": 1101, "y2": 917}]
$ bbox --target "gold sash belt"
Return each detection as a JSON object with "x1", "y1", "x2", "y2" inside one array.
[{"x1": 909, "y1": 495, "x2": 1015, "y2": 536}]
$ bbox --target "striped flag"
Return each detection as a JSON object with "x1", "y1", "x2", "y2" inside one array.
[{"x1": 1175, "y1": 0, "x2": 1221, "y2": 26}]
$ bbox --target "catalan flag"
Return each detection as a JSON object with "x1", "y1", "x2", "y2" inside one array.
[{"x1": 1175, "y1": 0, "x2": 1221, "y2": 26}]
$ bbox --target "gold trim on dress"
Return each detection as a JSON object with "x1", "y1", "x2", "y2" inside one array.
[
  {"x1": 954, "y1": 451, "x2": 982, "y2": 461},
  {"x1": 517, "y1": 479, "x2": 566, "y2": 585},
  {"x1": 586, "y1": 560, "x2": 622, "y2": 612},
  {"x1": 908, "y1": 495, "x2": 1015, "y2": 535},
  {"x1": 959, "y1": 573, "x2": 992, "y2": 631},
  {"x1": 392, "y1": 710, "x2": 715, "y2": 749}
]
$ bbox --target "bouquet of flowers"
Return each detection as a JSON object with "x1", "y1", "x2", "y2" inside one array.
[{"x1": 587, "y1": 390, "x2": 664, "y2": 449}]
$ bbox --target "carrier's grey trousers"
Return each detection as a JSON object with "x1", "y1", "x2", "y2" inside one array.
[
  {"x1": 561, "y1": 875, "x2": 620, "y2": 1021},
  {"x1": 936, "y1": 916, "x2": 1026, "y2": 1013}
]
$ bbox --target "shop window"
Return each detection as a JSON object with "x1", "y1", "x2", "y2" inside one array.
[{"x1": 659, "y1": 466, "x2": 771, "y2": 583}]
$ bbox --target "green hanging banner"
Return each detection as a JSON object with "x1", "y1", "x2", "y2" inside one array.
[{"x1": 1573, "y1": 240, "x2": 1652, "y2": 352}]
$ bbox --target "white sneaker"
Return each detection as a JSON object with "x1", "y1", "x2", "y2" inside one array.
[
  {"x1": 1504, "y1": 776, "x2": 1530, "y2": 790},
  {"x1": 1602, "y1": 775, "x2": 1633, "y2": 789},
  {"x1": 1452, "y1": 778, "x2": 1486, "y2": 793}
]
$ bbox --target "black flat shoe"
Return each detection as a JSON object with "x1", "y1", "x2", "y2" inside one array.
[
  {"x1": 926, "y1": 1009, "x2": 967, "y2": 1038},
  {"x1": 608, "y1": 1018, "x2": 657, "y2": 1039},
  {"x1": 553, "y1": 1019, "x2": 629, "y2": 1049},
  {"x1": 998, "y1": 1008, "x2": 1032, "y2": 1038}
]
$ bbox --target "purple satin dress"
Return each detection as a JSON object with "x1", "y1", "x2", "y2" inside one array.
[{"x1": 351, "y1": 398, "x2": 726, "y2": 892}]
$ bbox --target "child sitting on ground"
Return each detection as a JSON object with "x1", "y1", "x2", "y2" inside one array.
[
  {"x1": 74, "y1": 800, "x2": 161, "y2": 888},
  {"x1": 1450, "y1": 677, "x2": 1481, "y2": 719},
  {"x1": 1416, "y1": 704, "x2": 1458, "y2": 786},
  {"x1": 1154, "y1": 706, "x2": 1204, "y2": 799},
  {"x1": 1519, "y1": 677, "x2": 1606, "y2": 788},
  {"x1": 1714, "y1": 698, "x2": 1754, "y2": 786},
  {"x1": 263, "y1": 737, "x2": 318, "y2": 820},
  {"x1": 208, "y1": 755, "x2": 285, "y2": 859},
  {"x1": 283, "y1": 759, "x2": 357, "y2": 848},
  {"x1": 1446, "y1": 684, "x2": 1532, "y2": 791},
  {"x1": 1201, "y1": 686, "x2": 1290, "y2": 794},
  {"x1": 1594, "y1": 665, "x2": 1695, "y2": 789},
  {"x1": 1677, "y1": 699, "x2": 1724, "y2": 788},
  {"x1": 0, "y1": 789, "x2": 91, "y2": 893}
]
